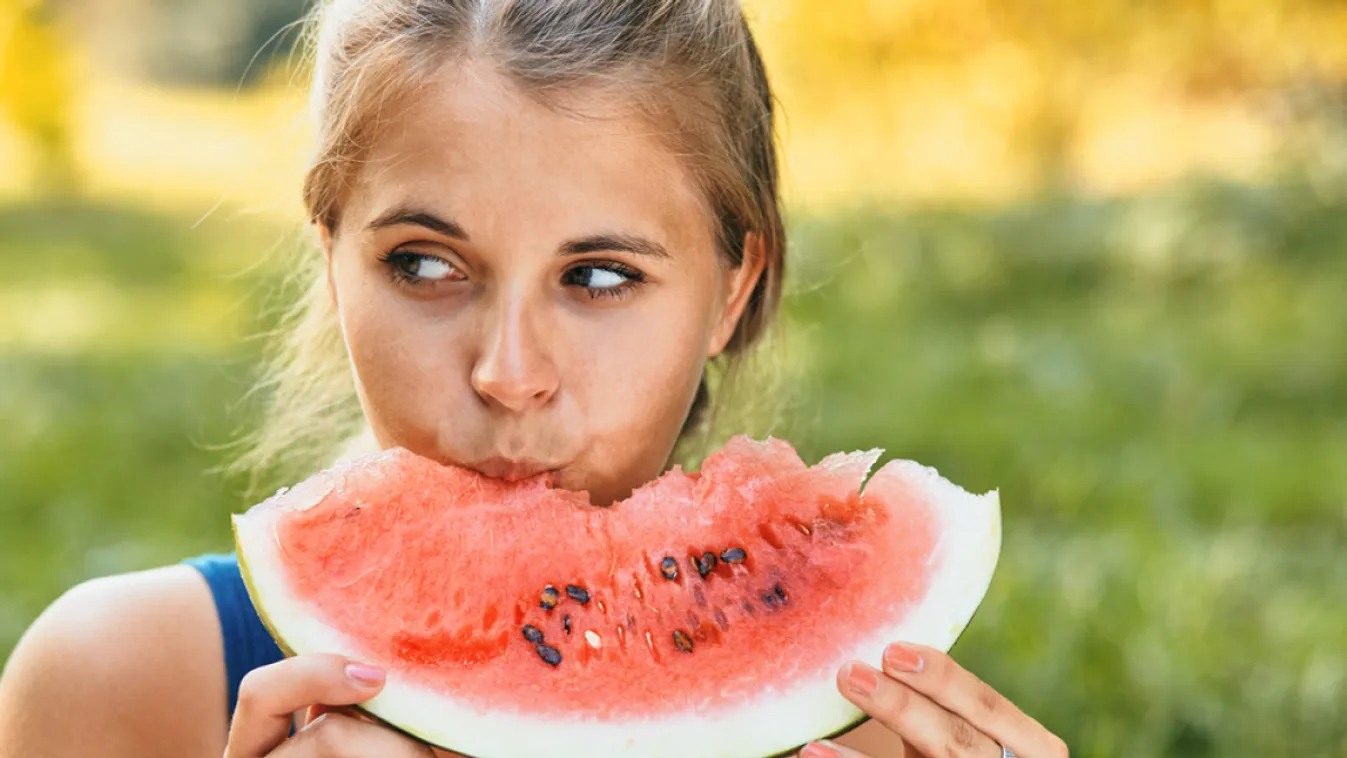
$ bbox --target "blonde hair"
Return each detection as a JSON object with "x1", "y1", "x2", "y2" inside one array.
[{"x1": 237, "y1": 0, "x2": 786, "y2": 490}]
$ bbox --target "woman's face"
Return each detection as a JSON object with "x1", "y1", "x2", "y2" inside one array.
[{"x1": 322, "y1": 60, "x2": 762, "y2": 505}]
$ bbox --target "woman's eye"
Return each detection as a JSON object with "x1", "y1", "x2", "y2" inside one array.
[
  {"x1": 386, "y1": 252, "x2": 461, "y2": 282},
  {"x1": 563, "y1": 264, "x2": 644, "y2": 298},
  {"x1": 573, "y1": 267, "x2": 628, "y2": 289}
]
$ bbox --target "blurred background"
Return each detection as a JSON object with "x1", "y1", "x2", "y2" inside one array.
[{"x1": 2, "y1": 0, "x2": 1345, "y2": 754}]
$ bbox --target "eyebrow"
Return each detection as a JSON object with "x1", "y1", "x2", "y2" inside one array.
[
  {"x1": 365, "y1": 205, "x2": 671, "y2": 260},
  {"x1": 560, "y1": 233, "x2": 672, "y2": 260},
  {"x1": 365, "y1": 206, "x2": 470, "y2": 240}
]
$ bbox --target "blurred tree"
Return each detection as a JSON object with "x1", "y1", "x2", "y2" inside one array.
[
  {"x1": 147, "y1": 0, "x2": 312, "y2": 86},
  {"x1": 53, "y1": 0, "x2": 311, "y2": 88},
  {"x1": 0, "y1": 0, "x2": 77, "y2": 192},
  {"x1": 749, "y1": 0, "x2": 1347, "y2": 196},
  {"x1": 137, "y1": 0, "x2": 311, "y2": 86}
]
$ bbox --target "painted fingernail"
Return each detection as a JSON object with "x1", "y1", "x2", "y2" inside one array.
[
  {"x1": 883, "y1": 643, "x2": 924, "y2": 673},
  {"x1": 845, "y1": 662, "x2": 878, "y2": 697},
  {"x1": 345, "y1": 663, "x2": 386, "y2": 686},
  {"x1": 801, "y1": 741, "x2": 842, "y2": 758}
]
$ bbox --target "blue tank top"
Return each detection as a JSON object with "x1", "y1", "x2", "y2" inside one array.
[{"x1": 183, "y1": 553, "x2": 284, "y2": 718}]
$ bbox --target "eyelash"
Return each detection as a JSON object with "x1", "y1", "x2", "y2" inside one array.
[
  {"x1": 563, "y1": 261, "x2": 646, "y2": 300},
  {"x1": 377, "y1": 249, "x2": 646, "y2": 299},
  {"x1": 378, "y1": 250, "x2": 457, "y2": 289}
]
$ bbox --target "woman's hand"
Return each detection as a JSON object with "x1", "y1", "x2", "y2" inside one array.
[
  {"x1": 225, "y1": 654, "x2": 446, "y2": 758},
  {"x1": 805, "y1": 643, "x2": 1068, "y2": 758}
]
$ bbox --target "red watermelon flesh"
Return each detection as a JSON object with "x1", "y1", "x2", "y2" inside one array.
[{"x1": 234, "y1": 436, "x2": 1001, "y2": 757}]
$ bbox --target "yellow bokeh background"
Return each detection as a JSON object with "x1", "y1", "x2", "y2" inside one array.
[{"x1": 6, "y1": 0, "x2": 1347, "y2": 216}]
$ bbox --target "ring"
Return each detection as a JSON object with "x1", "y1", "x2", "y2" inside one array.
[{"x1": 999, "y1": 744, "x2": 1016, "y2": 758}]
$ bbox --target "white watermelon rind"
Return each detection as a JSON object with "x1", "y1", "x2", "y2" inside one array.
[{"x1": 233, "y1": 452, "x2": 1001, "y2": 758}]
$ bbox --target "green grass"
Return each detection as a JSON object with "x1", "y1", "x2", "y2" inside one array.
[{"x1": 1, "y1": 176, "x2": 1344, "y2": 756}]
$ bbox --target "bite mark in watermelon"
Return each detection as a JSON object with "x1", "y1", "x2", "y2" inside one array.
[{"x1": 233, "y1": 436, "x2": 1001, "y2": 757}]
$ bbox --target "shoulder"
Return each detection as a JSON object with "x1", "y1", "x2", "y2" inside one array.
[{"x1": 0, "y1": 565, "x2": 227, "y2": 758}]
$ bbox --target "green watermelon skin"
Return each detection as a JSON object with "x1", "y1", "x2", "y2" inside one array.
[{"x1": 235, "y1": 436, "x2": 1000, "y2": 758}]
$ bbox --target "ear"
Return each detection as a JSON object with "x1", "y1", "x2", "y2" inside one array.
[
  {"x1": 708, "y1": 232, "x2": 769, "y2": 358},
  {"x1": 318, "y1": 221, "x2": 338, "y2": 307}
]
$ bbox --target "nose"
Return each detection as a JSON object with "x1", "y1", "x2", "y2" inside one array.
[{"x1": 470, "y1": 293, "x2": 559, "y2": 413}]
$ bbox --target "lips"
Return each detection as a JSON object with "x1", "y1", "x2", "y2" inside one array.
[{"x1": 467, "y1": 457, "x2": 561, "y2": 482}]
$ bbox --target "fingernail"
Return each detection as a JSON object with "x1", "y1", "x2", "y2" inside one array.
[
  {"x1": 845, "y1": 662, "x2": 878, "y2": 697},
  {"x1": 801, "y1": 741, "x2": 842, "y2": 758},
  {"x1": 345, "y1": 663, "x2": 386, "y2": 686},
  {"x1": 883, "y1": 643, "x2": 924, "y2": 673}
]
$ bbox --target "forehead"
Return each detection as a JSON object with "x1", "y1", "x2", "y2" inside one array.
[{"x1": 340, "y1": 57, "x2": 713, "y2": 247}]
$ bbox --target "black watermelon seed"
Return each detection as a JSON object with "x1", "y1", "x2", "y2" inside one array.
[
  {"x1": 659, "y1": 556, "x2": 679, "y2": 580},
  {"x1": 695, "y1": 551, "x2": 717, "y2": 578},
  {"x1": 521, "y1": 625, "x2": 544, "y2": 644},
  {"x1": 565, "y1": 584, "x2": 590, "y2": 604},
  {"x1": 540, "y1": 585, "x2": 559, "y2": 611},
  {"x1": 720, "y1": 547, "x2": 747, "y2": 564},
  {"x1": 563, "y1": 614, "x2": 572, "y2": 636},
  {"x1": 672, "y1": 629, "x2": 695, "y2": 653},
  {"x1": 773, "y1": 584, "x2": 788, "y2": 603},
  {"x1": 762, "y1": 592, "x2": 780, "y2": 609},
  {"x1": 536, "y1": 643, "x2": 562, "y2": 666},
  {"x1": 741, "y1": 599, "x2": 756, "y2": 616}
]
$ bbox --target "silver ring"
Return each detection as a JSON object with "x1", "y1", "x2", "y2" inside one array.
[{"x1": 1000, "y1": 744, "x2": 1016, "y2": 758}]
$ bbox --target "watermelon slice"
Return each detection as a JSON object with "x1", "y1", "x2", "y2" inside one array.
[{"x1": 234, "y1": 436, "x2": 1000, "y2": 757}]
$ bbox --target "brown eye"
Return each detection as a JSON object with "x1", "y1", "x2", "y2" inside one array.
[
  {"x1": 565, "y1": 266, "x2": 628, "y2": 289},
  {"x1": 561, "y1": 262, "x2": 645, "y2": 299},
  {"x1": 380, "y1": 250, "x2": 466, "y2": 287},
  {"x1": 394, "y1": 253, "x2": 458, "y2": 280}
]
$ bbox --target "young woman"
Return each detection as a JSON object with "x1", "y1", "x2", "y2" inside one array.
[{"x1": 0, "y1": 2, "x2": 1066, "y2": 757}]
